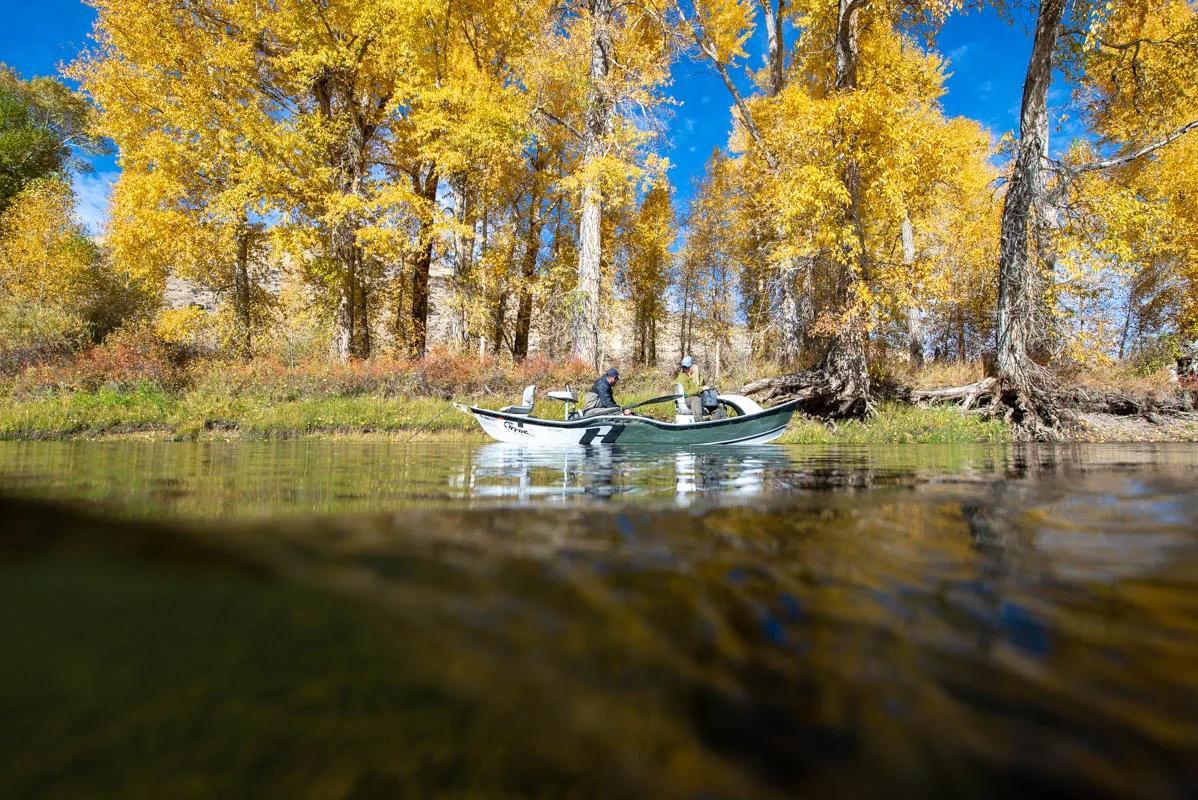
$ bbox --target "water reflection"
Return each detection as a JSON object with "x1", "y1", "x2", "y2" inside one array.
[
  {"x1": 4, "y1": 440, "x2": 1198, "y2": 519},
  {"x1": 465, "y1": 443, "x2": 789, "y2": 503},
  {"x1": 2, "y1": 443, "x2": 1198, "y2": 797}
]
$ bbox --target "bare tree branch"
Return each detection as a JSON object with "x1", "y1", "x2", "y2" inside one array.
[
  {"x1": 1062, "y1": 119, "x2": 1198, "y2": 174},
  {"x1": 669, "y1": 0, "x2": 777, "y2": 169}
]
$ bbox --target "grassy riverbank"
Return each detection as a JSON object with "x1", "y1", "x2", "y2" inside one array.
[
  {"x1": 0, "y1": 383, "x2": 483, "y2": 440},
  {"x1": 0, "y1": 382, "x2": 1012, "y2": 443},
  {"x1": 5, "y1": 345, "x2": 1195, "y2": 443}
]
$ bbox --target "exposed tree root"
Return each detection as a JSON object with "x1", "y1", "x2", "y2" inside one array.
[
  {"x1": 908, "y1": 374, "x2": 1196, "y2": 441},
  {"x1": 741, "y1": 369, "x2": 871, "y2": 420},
  {"x1": 747, "y1": 367, "x2": 1196, "y2": 440},
  {"x1": 1049, "y1": 386, "x2": 1194, "y2": 416}
]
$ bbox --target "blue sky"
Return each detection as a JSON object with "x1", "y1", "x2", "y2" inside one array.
[{"x1": 0, "y1": 0, "x2": 1077, "y2": 233}]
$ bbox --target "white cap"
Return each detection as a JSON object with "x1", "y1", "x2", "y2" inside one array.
[{"x1": 680, "y1": 355, "x2": 694, "y2": 368}]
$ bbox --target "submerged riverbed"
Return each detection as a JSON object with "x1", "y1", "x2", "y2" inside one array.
[{"x1": 2, "y1": 441, "x2": 1197, "y2": 798}]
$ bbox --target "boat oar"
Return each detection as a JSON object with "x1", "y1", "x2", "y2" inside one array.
[{"x1": 621, "y1": 393, "x2": 686, "y2": 414}]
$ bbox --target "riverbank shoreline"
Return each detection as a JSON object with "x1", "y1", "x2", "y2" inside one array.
[{"x1": 3, "y1": 384, "x2": 1195, "y2": 443}]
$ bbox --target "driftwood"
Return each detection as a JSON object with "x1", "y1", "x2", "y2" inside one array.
[{"x1": 910, "y1": 378, "x2": 998, "y2": 411}]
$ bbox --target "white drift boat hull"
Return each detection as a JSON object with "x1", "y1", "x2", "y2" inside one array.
[{"x1": 462, "y1": 395, "x2": 800, "y2": 446}]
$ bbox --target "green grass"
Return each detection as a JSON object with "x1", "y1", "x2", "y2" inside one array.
[
  {"x1": 0, "y1": 385, "x2": 1010, "y2": 443},
  {"x1": 0, "y1": 382, "x2": 490, "y2": 440},
  {"x1": 776, "y1": 402, "x2": 1010, "y2": 444}
]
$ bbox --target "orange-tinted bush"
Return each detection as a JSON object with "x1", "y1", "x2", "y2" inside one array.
[
  {"x1": 7, "y1": 334, "x2": 608, "y2": 400},
  {"x1": 12, "y1": 323, "x2": 183, "y2": 394}
]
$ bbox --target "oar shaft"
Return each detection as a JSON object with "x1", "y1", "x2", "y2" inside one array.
[{"x1": 622, "y1": 393, "x2": 685, "y2": 412}]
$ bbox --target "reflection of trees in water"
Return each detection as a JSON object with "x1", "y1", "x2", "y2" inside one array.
[{"x1": 7, "y1": 440, "x2": 1198, "y2": 518}]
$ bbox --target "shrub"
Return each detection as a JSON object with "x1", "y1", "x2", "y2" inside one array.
[
  {"x1": 0, "y1": 299, "x2": 83, "y2": 374},
  {"x1": 11, "y1": 322, "x2": 183, "y2": 394}
]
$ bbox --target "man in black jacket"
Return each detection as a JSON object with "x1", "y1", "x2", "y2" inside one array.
[{"x1": 581, "y1": 368, "x2": 632, "y2": 417}]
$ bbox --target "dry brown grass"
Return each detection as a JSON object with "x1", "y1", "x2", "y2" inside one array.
[
  {"x1": 1066, "y1": 364, "x2": 1179, "y2": 396},
  {"x1": 905, "y1": 361, "x2": 987, "y2": 390}
]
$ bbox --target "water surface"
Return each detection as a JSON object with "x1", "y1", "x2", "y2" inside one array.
[{"x1": 1, "y1": 441, "x2": 1196, "y2": 798}]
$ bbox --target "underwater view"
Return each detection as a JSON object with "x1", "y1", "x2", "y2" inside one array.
[{"x1": 2, "y1": 441, "x2": 1198, "y2": 798}]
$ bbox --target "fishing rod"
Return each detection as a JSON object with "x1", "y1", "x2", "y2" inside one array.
[{"x1": 403, "y1": 404, "x2": 454, "y2": 443}]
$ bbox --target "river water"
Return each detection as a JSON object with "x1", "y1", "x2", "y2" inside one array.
[{"x1": 1, "y1": 441, "x2": 1197, "y2": 798}]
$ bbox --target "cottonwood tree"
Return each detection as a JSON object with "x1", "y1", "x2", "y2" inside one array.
[
  {"x1": 0, "y1": 66, "x2": 110, "y2": 213},
  {"x1": 79, "y1": 0, "x2": 555, "y2": 361},
  {"x1": 554, "y1": 0, "x2": 673, "y2": 368},
  {"x1": 620, "y1": 181, "x2": 674, "y2": 364},
  {"x1": 75, "y1": 5, "x2": 272, "y2": 357},
  {"x1": 992, "y1": 0, "x2": 1197, "y2": 435},
  {"x1": 0, "y1": 178, "x2": 146, "y2": 351},
  {"x1": 676, "y1": 0, "x2": 979, "y2": 417}
]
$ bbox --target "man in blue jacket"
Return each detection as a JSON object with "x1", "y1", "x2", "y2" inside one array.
[{"x1": 581, "y1": 368, "x2": 632, "y2": 417}]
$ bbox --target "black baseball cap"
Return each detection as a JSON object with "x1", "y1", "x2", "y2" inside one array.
[{"x1": 606, "y1": 368, "x2": 620, "y2": 380}]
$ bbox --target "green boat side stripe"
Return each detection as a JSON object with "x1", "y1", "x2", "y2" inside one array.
[{"x1": 470, "y1": 398, "x2": 801, "y2": 431}]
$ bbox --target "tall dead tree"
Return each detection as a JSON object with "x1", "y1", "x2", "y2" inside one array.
[
  {"x1": 573, "y1": 0, "x2": 613, "y2": 369},
  {"x1": 996, "y1": 0, "x2": 1066, "y2": 407}
]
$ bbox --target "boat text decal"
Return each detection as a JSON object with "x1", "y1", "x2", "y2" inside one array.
[
  {"x1": 503, "y1": 420, "x2": 531, "y2": 436},
  {"x1": 579, "y1": 424, "x2": 624, "y2": 445}
]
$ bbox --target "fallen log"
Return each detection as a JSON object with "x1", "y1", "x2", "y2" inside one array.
[{"x1": 910, "y1": 378, "x2": 997, "y2": 407}]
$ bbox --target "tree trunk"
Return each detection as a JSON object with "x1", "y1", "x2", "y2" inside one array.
[
  {"x1": 513, "y1": 167, "x2": 546, "y2": 360},
  {"x1": 232, "y1": 225, "x2": 253, "y2": 359},
  {"x1": 902, "y1": 217, "x2": 924, "y2": 369},
  {"x1": 778, "y1": 258, "x2": 814, "y2": 367},
  {"x1": 649, "y1": 312, "x2": 657, "y2": 364},
  {"x1": 778, "y1": 270, "x2": 804, "y2": 367},
  {"x1": 957, "y1": 305, "x2": 966, "y2": 361},
  {"x1": 353, "y1": 272, "x2": 370, "y2": 357},
  {"x1": 814, "y1": 0, "x2": 871, "y2": 417},
  {"x1": 761, "y1": 0, "x2": 784, "y2": 97},
  {"x1": 1118, "y1": 278, "x2": 1135, "y2": 361},
  {"x1": 450, "y1": 175, "x2": 473, "y2": 347},
  {"x1": 997, "y1": 0, "x2": 1066, "y2": 395},
  {"x1": 679, "y1": 269, "x2": 692, "y2": 359},
  {"x1": 573, "y1": 0, "x2": 613, "y2": 369},
  {"x1": 490, "y1": 292, "x2": 507, "y2": 354},
  {"x1": 318, "y1": 72, "x2": 376, "y2": 362},
  {"x1": 333, "y1": 220, "x2": 358, "y2": 361},
  {"x1": 393, "y1": 254, "x2": 408, "y2": 350},
  {"x1": 409, "y1": 164, "x2": 439, "y2": 359}
]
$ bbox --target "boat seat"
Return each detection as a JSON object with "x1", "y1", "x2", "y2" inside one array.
[
  {"x1": 674, "y1": 383, "x2": 695, "y2": 424},
  {"x1": 500, "y1": 384, "x2": 536, "y2": 415}
]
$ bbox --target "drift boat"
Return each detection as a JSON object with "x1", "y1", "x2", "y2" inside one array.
[{"x1": 457, "y1": 386, "x2": 801, "y2": 446}]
